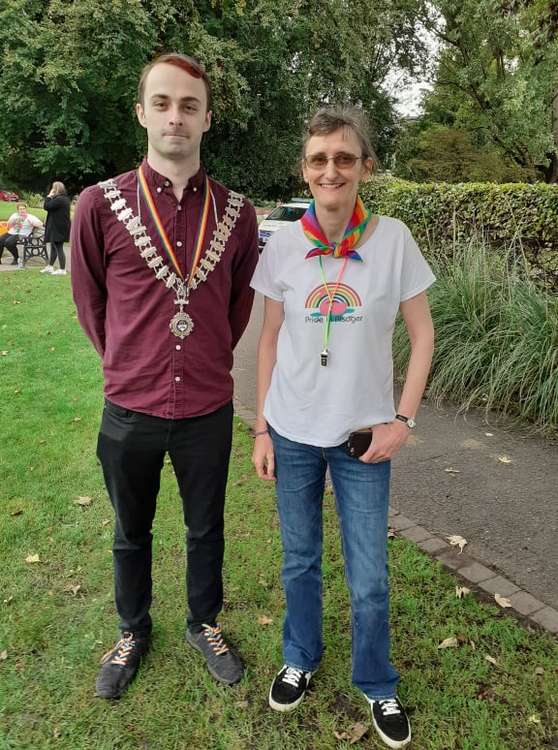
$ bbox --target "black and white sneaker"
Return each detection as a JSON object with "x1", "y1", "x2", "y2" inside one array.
[
  {"x1": 367, "y1": 696, "x2": 411, "y2": 749},
  {"x1": 269, "y1": 664, "x2": 313, "y2": 712}
]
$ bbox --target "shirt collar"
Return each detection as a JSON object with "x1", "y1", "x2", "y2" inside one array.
[{"x1": 141, "y1": 157, "x2": 206, "y2": 193}]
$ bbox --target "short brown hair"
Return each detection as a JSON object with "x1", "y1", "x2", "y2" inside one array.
[
  {"x1": 16, "y1": 202, "x2": 27, "y2": 210},
  {"x1": 302, "y1": 106, "x2": 378, "y2": 168},
  {"x1": 137, "y1": 53, "x2": 212, "y2": 111}
]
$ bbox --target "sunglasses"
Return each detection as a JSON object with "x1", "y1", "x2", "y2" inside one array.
[{"x1": 304, "y1": 153, "x2": 364, "y2": 170}]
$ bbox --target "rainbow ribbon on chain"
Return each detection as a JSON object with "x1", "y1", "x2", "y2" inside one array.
[
  {"x1": 137, "y1": 164, "x2": 211, "y2": 286},
  {"x1": 302, "y1": 197, "x2": 371, "y2": 261}
]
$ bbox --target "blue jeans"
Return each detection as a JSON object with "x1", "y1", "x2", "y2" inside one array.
[{"x1": 270, "y1": 426, "x2": 399, "y2": 699}]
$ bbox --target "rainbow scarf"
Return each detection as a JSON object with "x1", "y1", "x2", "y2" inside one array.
[{"x1": 302, "y1": 197, "x2": 371, "y2": 261}]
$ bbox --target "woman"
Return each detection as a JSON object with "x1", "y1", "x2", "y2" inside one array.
[
  {"x1": 0, "y1": 203, "x2": 43, "y2": 265},
  {"x1": 251, "y1": 107, "x2": 435, "y2": 749},
  {"x1": 42, "y1": 181, "x2": 71, "y2": 275}
]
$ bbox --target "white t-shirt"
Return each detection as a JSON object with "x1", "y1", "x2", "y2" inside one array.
[
  {"x1": 7, "y1": 212, "x2": 42, "y2": 237},
  {"x1": 250, "y1": 216, "x2": 435, "y2": 447}
]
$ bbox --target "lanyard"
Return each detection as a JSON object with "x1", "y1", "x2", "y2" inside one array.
[
  {"x1": 318, "y1": 255, "x2": 348, "y2": 366},
  {"x1": 137, "y1": 164, "x2": 211, "y2": 288}
]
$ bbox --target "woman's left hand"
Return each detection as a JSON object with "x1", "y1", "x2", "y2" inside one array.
[{"x1": 359, "y1": 420, "x2": 410, "y2": 463}]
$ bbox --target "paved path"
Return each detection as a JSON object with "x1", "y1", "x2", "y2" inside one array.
[{"x1": 233, "y1": 294, "x2": 558, "y2": 625}]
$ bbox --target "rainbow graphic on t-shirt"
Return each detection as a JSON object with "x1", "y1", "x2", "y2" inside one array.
[{"x1": 305, "y1": 283, "x2": 362, "y2": 320}]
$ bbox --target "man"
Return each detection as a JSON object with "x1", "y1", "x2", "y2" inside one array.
[
  {"x1": 0, "y1": 203, "x2": 43, "y2": 265},
  {"x1": 71, "y1": 53, "x2": 258, "y2": 699}
]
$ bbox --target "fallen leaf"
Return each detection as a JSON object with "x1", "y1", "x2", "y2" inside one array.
[
  {"x1": 53, "y1": 727, "x2": 62, "y2": 739},
  {"x1": 49, "y1": 347, "x2": 55, "y2": 352},
  {"x1": 447, "y1": 535, "x2": 468, "y2": 553},
  {"x1": 485, "y1": 432, "x2": 494, "y2": 437},
  {"x1": 0, "y1": 650, "x2": 7, "y2": 661},
  {"x1": 72, "y1": 417, "x2": 81, "y2": 423},
  {"x1": 485, "y1": 655, "x2": 498, "y2": 666},
  {"x1": 3, "y1": 596, "x2": 13, "y2": 605},
  {"x1": 101, "y1": 519, "x2": 111, "y2": 527},
  {"x1": 235, "y1": 700, "x2": 249, "y2": 709},
  {"x1": 10, "y1": 509, "x2": 23, "y2": 517},
  {"x1": 64, "y1": 584, "x2": 81, "y2": 597},
  {"x1": 470, "y1": 640, "x2": 476, "y2": 650},
  {"x1": 74, "y1": 496, "x2": 92, "y2": 506},
  {"x1": 1, "y1": 351, "x2": 8, "y2": 356},
  {"x1": 348, "y1": 722, "x2": 368, "y2": 744},
  {"x1": 445, "y1": 467, "x2": 460, "y2": 474},
  {"x1": 455, "y1": 586, "x2": 470, "y2": 598},
  {"x1": 334, "y1": 731, "x2": 350, "y2": 741},
  {"x1": 527, "y1": 714, "x2": 542, "y2": 725},
  {"x1": 257, "y1": 615, "x2": 273, "y2": 626},
  {"x1": 438, "y1": 636, "x2": 459, "y2": 649},
  {"x1": 25, "y1": 554, "x2": 40, "y2": 564},
  {"x1": 497, "y1": 455, "x2": 513, "y2": 464},
  {"x1": 494, "y1": 593, "x2": 512, "y2": 608},
  {"x1": 534, "y1": 667, "x2": 544, "y2": 676}
]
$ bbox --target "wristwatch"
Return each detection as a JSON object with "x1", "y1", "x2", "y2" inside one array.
[{"x1": 395, "y1": 414, "x2": 416, "y2": 429}]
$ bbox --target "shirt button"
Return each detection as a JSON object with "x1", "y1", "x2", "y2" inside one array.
[
  {"x1": 175, "y1": 376, "x2": 181, "y2": 382},
  {"x1": 156, "y1": 187, "x2": 162, "y2": 193},
  {"x1": 176, "y1": 344, "x2": 181, "y2": 351},
  {"x1": 193, "y1": 186, "x2": 198, "y2": 192},
  {"x1": 177, "y1": 205, "x2": 182, "y2": 211},
  {"x1": 176, "y1": 241, "x2": 183, "y2": 247},
  {"x1": 164, "y1": 180, "x2": 170, "y2": 187}
]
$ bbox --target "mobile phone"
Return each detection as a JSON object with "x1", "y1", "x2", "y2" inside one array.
[{"x1": 346, "y1": 429, "x2": 373, "y2": 458}]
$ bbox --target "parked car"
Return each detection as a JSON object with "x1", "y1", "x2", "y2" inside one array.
[
  {"x1": 258, "y1": 198, "x2": 311, "y2": 252},
  {"x1": 0, "y1": 188, "x2": 20, "y2": 202}
]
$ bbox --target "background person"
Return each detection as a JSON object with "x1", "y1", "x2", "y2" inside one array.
[
  {"x1": 71, "y1": 52, "x2": 258, "y2": 700},
  {"x1": 0, "y1": 203, "x2": 43, "y2": 265},
  {"x1": 42, "y1": 181, "x2": 71, "y2": 275},
  {"x1": 251, "y1": 106, "x2": 435, "y2": 749}
]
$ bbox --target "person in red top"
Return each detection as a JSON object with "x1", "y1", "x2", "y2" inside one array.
[{"x1": 71, "y1": 53, "x2": 258, "y2": 699}]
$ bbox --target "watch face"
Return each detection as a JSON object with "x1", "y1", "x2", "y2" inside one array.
[{"x1": 407, "y1": 417, "x2": 416, "y2": 429}]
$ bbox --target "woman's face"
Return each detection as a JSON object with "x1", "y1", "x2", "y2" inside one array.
[{"x1": 302, "y1": 127, "x2": 372, "y2": 211}]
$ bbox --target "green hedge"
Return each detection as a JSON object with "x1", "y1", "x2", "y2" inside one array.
[{"x1": 361, "y1": 177, "x2": 558, "y2": 290}]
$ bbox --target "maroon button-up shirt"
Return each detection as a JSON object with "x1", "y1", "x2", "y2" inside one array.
[{"x1": 71, "y1": 159, "x2": 258, "y2": 418}]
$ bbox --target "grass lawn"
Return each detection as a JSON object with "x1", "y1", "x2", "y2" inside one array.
[
  {"x1": 0, "y1": 201, "x2": 46, "y2": 222},
  {"x1": 1, "y1": 272, "x2": 557, "y2": 750}
]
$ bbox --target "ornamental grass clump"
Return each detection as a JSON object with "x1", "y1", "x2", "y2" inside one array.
[{"x1": 393, "y1": 237, "x2": 558, "y2": 433}]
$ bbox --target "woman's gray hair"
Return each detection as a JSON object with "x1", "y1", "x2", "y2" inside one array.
[{"x1": 301, "y1": 106, "x2": 378, "y2": 168}]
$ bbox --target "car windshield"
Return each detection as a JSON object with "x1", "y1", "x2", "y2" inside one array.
[{"x1": 266, "y1": 206, "x2": 307, "y2": 222}]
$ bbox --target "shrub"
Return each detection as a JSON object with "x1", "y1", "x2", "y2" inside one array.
[
  {"x1": 394, "y1": 238, "x2": 558, "y2": 434},
  {"x1": 362, "y1": 177, "x2": 558, "y2": 291}
]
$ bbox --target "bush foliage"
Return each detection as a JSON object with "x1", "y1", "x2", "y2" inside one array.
[
  {"x1": 362, "y1": 177, "x2": 558, "y2": 290},
  {"x1": 393, "y1": 238, "x2": 558, "y2": 433}
]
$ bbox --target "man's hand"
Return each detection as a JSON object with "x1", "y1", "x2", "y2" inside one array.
[
  {"x1": 252, "y1": 433, "x2": 275, "y2": 480},
  {"x1": 359, "y1": 420, "x2": 410, "y2": 463}
]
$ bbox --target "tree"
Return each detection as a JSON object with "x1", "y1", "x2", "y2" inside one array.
[
  {"x1": 0, "y1": 0, "x2": 428, "y2": 197},
  {"x1": 410, "y1": 0, "x2": 558, "y2": 181}
]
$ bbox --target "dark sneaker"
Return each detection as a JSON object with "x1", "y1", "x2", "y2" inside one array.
[
  {"x1": 367, "y1": 696, "x2": 411, "y2": 749},
  {"x1": 185, "y1": 623, "x2": 244, "y2": 685},
  {"x1": 95, "y1": 632, "x2": 150, "y2": 699},
  {"x1": 269, "y1": 665, "x2": 313, "y2": 712}
]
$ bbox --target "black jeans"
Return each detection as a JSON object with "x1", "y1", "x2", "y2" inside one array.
[
  {"x1": 0, "y1": 233, "x2": 19, "y2": 262},
  {"x1": 97, "y1": 399, "x2": 233, "y2": 636},
  {"x1": 49, "y1": 240, "x2": 66, "y2": 269}
]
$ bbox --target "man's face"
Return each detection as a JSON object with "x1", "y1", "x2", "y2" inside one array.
[
  {"x1": 17, "y1": 205, "x2": 27, "y2": 217},
  {"x1": 136, "y1": 63, "x2": 212, "y2": 162}
]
